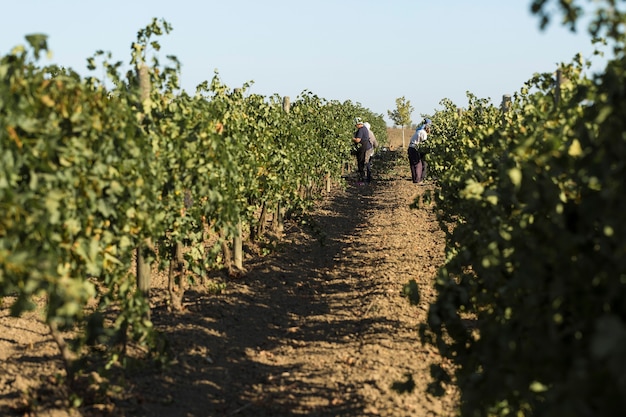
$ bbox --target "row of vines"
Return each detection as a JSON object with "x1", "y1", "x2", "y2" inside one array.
[
  {"x1": 0, "y1": 18, "x2": 386, "y2": 383},
  {"x1": 415, "y1": 2, "x2": 626, "y2": 415}
]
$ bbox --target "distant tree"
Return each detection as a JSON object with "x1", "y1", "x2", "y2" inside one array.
[{"x1": 387, "y1": 96, "x2": 413, "y2": 148}]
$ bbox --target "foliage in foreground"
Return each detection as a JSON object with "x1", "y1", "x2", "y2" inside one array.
[
  {"x1": 414, "y1": 1, "x2": 626, "y2": 415},
  {"x1": 0, "y1": 19, "x2": 386, "y2": 388}
]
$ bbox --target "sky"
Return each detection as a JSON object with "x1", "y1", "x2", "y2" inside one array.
[{"x1": 1, "y1": 0, "x2": 609, "y2": 125}]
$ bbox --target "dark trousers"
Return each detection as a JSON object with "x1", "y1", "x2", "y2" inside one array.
[
  {"x1": 408, "y1": 147, "x2": 422, "y2": 183},
  {"x1": 356, "y1": 147, "x2": 371, "y2": 182}
]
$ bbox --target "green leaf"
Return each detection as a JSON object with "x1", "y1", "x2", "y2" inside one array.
[
  {"x1": 529, "y1": 381, "x2": 549, "y2": 393},
  {"x1": 508, "y1": 167, "x2": 522, "y2": 187},
  {"x1": 402, "y1": 280, "x2": 420, "y2": 306},
  {"x1": 567, "y1": 138, "x2": 583, "y2": 157},
  {"x1": 45, "y1": 190, "x2": 65, "y2": 224},
  {"x1": 24, "y1": 34, "x2": 48, "y2": 59}
]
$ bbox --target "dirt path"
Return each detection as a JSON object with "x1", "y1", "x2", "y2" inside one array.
[{"x1": 0, "y1": 149, "x2": 459, "y2": 416}]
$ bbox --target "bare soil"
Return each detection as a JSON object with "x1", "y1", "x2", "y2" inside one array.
[{"x1": 0, "y1": 129, "x2": 459, "y2": 416}]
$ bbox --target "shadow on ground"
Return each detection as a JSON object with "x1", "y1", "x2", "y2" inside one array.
[{"x1": 104, "y1": 150, "x2": 409, "y2": 417}]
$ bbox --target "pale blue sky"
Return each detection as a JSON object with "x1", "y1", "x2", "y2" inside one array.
[{"x1": 1, "y1": 1, "x2": 607, "y2": 124}]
